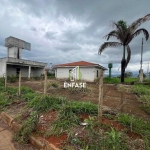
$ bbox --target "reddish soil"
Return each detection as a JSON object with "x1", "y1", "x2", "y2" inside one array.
[
  {"x1": 79, "y1": 114, "x2": 90, "y2": 122},
  {"x1": 102, "y1": 118, "x2": 142, "y2": 139},
  {"x1": 79, "y1": 114, "x2": 142, "y2": 139},
  {"x1": 46, "y1": 134, "x2": 68, "y2": 148},
  {"x1": 37, "y1": 110, "x2": 143, "y2": 149},
  {"x1": 37, "y1": 110, "x2": 67, "y2": 148},
  {"x1": 38, "y1": 110, "x2": 58, "y2": 131}
]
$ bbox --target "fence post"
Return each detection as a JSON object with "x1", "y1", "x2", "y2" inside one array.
[
  {"x1": 98, "y1": 69, "x2": 104, "y2": 123},
  {"x1": 44, "y1": 70, "x2": 47, "y2": 95},
  {"x1": 5, "y1": 71, "x2": 7, "y2": 91},
  {"x1": 18, "y1": 71, "x2": 21, "y2": 96}
]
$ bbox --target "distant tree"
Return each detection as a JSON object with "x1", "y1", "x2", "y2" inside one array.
[
  {"x1": 98, "y1": 14, "x2": 150, "y2": 83},
  {"x1": 124, "y1": 71, "x2": 133, "y2": 78}
]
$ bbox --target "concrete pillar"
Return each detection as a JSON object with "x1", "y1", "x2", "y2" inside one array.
[
  {"x1": 7, "y1": 48, "x2": 9, "y2": 57},
  {"x1": 139, "y1": 69, "x2": 143, "y2": 83},
  {"x1": 19, "y1": 48, "x2": 22, "y2": 59},
  {"x1": 28, "y1": 66, "x2": 31, "y2": 79}
]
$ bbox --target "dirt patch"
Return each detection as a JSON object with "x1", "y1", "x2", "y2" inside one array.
[
  {"x1": 35, "y1": 111, "x2": 143, "y2": 149},
  {"x1": 38, "y1": 110, "x2": 58, "y2": 132},
  {"x1": 5, "y1": 101, "x2": 27, "y2": 118},
  {"x1": 46, "y1": 134, "x2": 68, "y2": 149}
]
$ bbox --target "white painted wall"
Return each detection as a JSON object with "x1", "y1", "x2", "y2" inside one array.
[
  {"x1": 0, "y1": 60, "x2": 6, "y2": 77},
  {"x1": 56, "y1": 67, "x2": 98, "y2": 82},
  {"x1": 94, "y1": 68, "x2": 102, "y2": 79}
]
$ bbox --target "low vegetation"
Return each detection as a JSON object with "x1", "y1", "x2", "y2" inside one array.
[
  {"x1": 117, "y1": 113, "x2": 150, "y2": 137},
  {"x1": 131, "y1": 84, "x2": 150, "y2": 114},
  {"x1": 104, "y1": 77, "x2": 138, "y2": 84},
  {"x1": 0, "y1": 77, "x2": 150, "y2": 149}
]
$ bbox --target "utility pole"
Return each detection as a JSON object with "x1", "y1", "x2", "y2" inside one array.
[
  {"x1": 147, "y1": 62, "x2": 150, "y2": 79},
  {"x1": 139, "y1": 38, "x2": 144, "y2": 83},
  {"x1": 140, "y1": 38, "x2": 143, "y2": 70}
]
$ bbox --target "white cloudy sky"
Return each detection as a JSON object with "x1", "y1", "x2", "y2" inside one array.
[{"x1": 0, "y1": 0, "x2": 150, "y2": 75}]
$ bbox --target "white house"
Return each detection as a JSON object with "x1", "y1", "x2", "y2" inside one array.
[
  {"x1": 0, "y1": 36, "x2": 47, "y2": 78},
  {"x1": 53, "y1": 61, "x2": 107, "y2": 82}
]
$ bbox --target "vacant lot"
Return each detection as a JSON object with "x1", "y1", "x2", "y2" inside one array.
[
  {"x1": 7, "y1": 78, "x2": 150, "y2": 120},
  {"x1": 1, "y1": 78, "x2": 149, "y2": 149}
]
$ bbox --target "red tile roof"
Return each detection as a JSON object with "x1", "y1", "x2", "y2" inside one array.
[{"x1": 53, "y1": 61, "x2": 107, "y2": 70}]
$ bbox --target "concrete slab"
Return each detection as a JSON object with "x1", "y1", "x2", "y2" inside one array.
[{"x1": 0, "y1": 119, "x2": 37, "y2": 150}]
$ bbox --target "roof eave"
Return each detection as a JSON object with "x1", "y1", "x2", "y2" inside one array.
[{"x1": 53, "y1": 65, "x2": 108, "y2": 70}]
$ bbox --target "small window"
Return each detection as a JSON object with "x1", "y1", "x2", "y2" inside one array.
[{"x1": 97, "y1": 70, "x2": 99, "y2": 77}]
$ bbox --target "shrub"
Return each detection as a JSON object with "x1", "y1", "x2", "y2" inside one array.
[
  {"x1": 8, "y1": 75, "x2": 17, "y2": 82},
  {"x1": 51, "y1": 82, "x2": 59, "y2": 88}
]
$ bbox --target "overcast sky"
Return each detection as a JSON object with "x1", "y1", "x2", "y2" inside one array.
[{"x1": 0, "y1": 0, "x2": 150, "y2": 75}]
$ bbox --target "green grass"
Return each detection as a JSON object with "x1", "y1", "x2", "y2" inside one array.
[
  {"x1": 117, "y1": 113, "x2": 150, "y2": 137},
  {"x1": 131, "y1": 85, "x2": 150, "y2": 114},
  {"x1": 27, "y1": 94, "x2": 98, "y2": 114},
  {"x1": 0, "y1": 93, "x2": 10, "y2": 111},
  {"x1": 143, "y1": 78, "x2": 150, "y2": 83},
  {"x1": 131, "y1": 85, "x2": 150, "y2": 96},
  {"x1": 65, "y1": 116, "x2": 129, "y2": 150},
  {"x1": 104, "y1": 77, "x2": 138, "y2": 84},
  {"x1": 0, "y1": 79, "x2": 36, "y2": 111},
  {"x1": 14, "y1": 111, "x2": 39, "y2": 143}
]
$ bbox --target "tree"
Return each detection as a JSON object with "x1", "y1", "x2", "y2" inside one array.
[
  {"x1": 124, "y1": 71, "x2": 133, "y2": 78},
  {"x1": 98, "y1": 14, "x2": 150, "y2": 83}
]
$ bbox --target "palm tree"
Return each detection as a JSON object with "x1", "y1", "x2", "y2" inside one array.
[{"x1": 98, "y1": 14, "x2": 150, "y2": 83}]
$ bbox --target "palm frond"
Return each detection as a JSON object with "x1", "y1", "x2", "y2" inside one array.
[
  {"x1": 110, "y1": 21, "x2": 128, "y2": 43},
  {"x1": 111, "y1": 21, "x2": 125, "y2": 33},
  {"x1": 104, "y1": 30, "x2": 118, "y2": 40},
  {"x1": 132, "y1": 28, "x2": 149, "y2": 40},
  {"x1": 129, "y1": 14, "x2": 150, "y2": 32},
  {"x1": 98, "y1": 42, "x2": 122, "y2": 54},
  {"x1": 125, "y1": 45, "x2": 131, "y2": 68}
]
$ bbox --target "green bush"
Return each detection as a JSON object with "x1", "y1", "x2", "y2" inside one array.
[
  {"x1": 51, "y1": 82, "x2": 58, "y2": 88},
  {"x1": 7, "y1": 86, "x2": 18, "y2": 95},
  {"x1": 21, "y1": 86, "x2": 34, "y2": 94},
  {"x1": 0, "y1": 77, "x2": 5, "y2": 86},
  {"x1": 7, "y1": 75, "x2": 17, "y2": 82},
  {"x1": 21, "y1": 92, "x2": 36, "y2": 101}
]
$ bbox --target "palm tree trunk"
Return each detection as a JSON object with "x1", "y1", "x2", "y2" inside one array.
[{"x1": 121, "y1": 46, "x2": 126, "y2": 83}]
